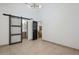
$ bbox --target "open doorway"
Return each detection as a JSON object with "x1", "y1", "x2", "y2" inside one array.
[
  {"x1": 37, "y1": 21, "x2": 42, "y2": 40},
  {"x1": 21, "y1": 18, "x2": 42, "y2": 41},
  {"x1": 22, "y1": 19, "x2": 28, "y2": 40},
  {"x1": 22, "y1": 20, "x2": 42, "y2": 40},
  {"x1": 32, "y1": 21, "x2": 42, "y2": 40}
]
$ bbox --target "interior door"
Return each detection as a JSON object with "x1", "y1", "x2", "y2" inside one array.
[
  {"x1": 33, "y1": 21, "x2": 38, "y2": 40},
  {"x1": 9, "y1": 16, "x2": 22, "y2": 45}
]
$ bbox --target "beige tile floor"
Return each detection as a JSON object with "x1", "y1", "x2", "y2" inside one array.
[{"x1": 0, "y1": 39, "x2": 79, "y2": 55}]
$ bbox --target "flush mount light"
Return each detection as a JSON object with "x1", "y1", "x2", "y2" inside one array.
[{"x1": 25, "y1": 3, "x2": 42, "y2": 8}]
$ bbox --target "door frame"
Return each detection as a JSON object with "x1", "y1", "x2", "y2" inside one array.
[{"x1": 33, "y1": 21, "x2": 38, "y2": 40}]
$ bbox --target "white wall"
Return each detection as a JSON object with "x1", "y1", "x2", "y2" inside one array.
[
  {"x1": 0, "y1": 3, "x2": 37, "y2": 45},
  {"x1": 40, "y1": 3, "x2": 79, "y2": 49},
  {"x1": 28, "y1": 20, "x2": 33, "y2": 40}
]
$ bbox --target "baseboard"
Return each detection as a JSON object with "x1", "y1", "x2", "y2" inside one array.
[
  {"x1": 0, "y1": 44, "x2": 9, "y2": 47},
  {"x1": 42, "y1": 39, "x2": 79, "y2": 51}
]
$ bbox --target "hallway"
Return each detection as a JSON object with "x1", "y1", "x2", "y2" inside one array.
[{"x1": 0, "y1": 39, "x2": 79, "y2": 55}]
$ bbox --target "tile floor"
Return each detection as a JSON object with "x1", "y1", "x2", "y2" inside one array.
[{"x1": 0, "y1": 39, "x2": 79, "y2": 55}]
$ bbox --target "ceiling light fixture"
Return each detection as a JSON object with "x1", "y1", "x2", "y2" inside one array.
[{"x1": 25, "y1": 3, "x2": 42, "y2": 8}]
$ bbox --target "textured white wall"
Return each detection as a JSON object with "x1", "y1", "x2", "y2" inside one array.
[
  {"x1": 40, "y1": 3, "x2": 79, "y2": 49},
  {"x1": 0, "y1": 3, "x2": 37, "y2": 45}
]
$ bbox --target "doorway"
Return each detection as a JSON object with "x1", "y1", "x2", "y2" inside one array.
[
  {"x1": 32, "y1": 21, "x2": 42, "y2": 40},
  {"x1": 32, "y1": 21, "x2": 38, "y2": 40},
  {"x1": 37, "y1": 21, "x2": 42, "y2": 40},
  {"x1": 22, "y1": 19, "x2": 28, "y2": 40}
]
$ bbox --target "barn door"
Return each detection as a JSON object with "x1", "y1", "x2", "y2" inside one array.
[{"x1": 9, "y1": 16, "x2": 22, "y2": 45}]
